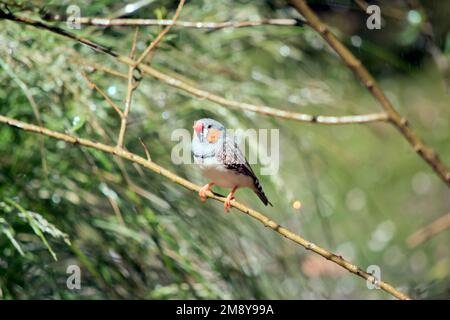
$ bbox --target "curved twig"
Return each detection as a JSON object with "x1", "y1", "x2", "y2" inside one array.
[
  {"x1": 0, "y1": 114, "x2": 411, "y2": 300},
  {"x1": 77, "y1": 60, "x2": 389, "y2": 125},
  {"x1": 0, "y1": 8, "x2": 415, "y2": 299},
  {"x1": 86, "y1": 60, "x2": 388, "y2": 124},
  {"x1": 134, "y1": 0, "x2": 186, "y2": 66},
  {"x1": 134, "y1": 60, "x2": 389, "y2": 125},
  {"x1": 407, "y1": 212, "x2": 450, "y2": 247},
  {"x1": 0, "y1": 10, "x2": 388, "y2": 125},
  {"x1": 117, "y1": 28, "x2": 139, "y2": 148},
  {"x1": 43, "y1": 16, "x2": 301, "y2": 29},
  {"x1": 289, "y1": 0, "x2": 450, "y2": 188},
  {"x1": 81, "y1": 71, "x2": 124, "y2": 117}
]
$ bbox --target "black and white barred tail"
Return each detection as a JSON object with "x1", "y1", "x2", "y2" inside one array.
[{"x1": 253, "y1": 178, "x2": 273, "y2": 206}]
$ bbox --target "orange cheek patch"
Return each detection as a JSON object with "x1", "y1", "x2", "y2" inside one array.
[{"x1": 207, "y1": 128, "x2": 221, "y2": 143}]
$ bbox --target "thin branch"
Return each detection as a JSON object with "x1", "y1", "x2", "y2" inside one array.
[
  {"x1": 81, "y1": 71, "x2": 124, "y2": 117},
  {"x1": 2, "y1": 6, "x2": 413, "y2": 300},
  {"x1": 117, "y1": 28, "x2": 139, "y2": 148},
  {"x1": 0, "y1": 114, "x2": 411, "y2": 300},
  {"x1": 80, "y1": 60, "x2": 387, "y2": 125},
  {"x1": 1, "y1": 9, "x2": 388, "y2": 125},
  {"x1": 135, "y1": 61, "x2": 389, "y2": 124},
  {"x1": 106, "y1": 191, "x2": 125, "y2": 225},
  {"x1": 73, "y1": 59, "x2": 128, "y2": 79},
  {"x1": 289, "y1": 0, "x2": 450, "y2": 188},
  {"x1": 84, "y1": 61, "x2": 387, "y2": 124},
  {"x1": 407, "y1": 212, "x2": 450, "y2": 248},
  {"x1": 77, "y1": 85, "x2": 161, "y2": 208},
  {"x1": 134, "y1": 0, "x2": 186, "y2": 66},
  {"x1": 353, "y1": 0, "x2": 449, "y2": 88},
  {"x1": 0, "y1": 10, "x2": 119, "y2": 58},
  {"x1": 44, "y1": 16, "x2": 300, "y2": 29},
  {"x1": 138, "y1": 137, "x2": 151, "y2": 161}
]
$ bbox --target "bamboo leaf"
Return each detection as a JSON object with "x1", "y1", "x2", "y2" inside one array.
[
  {"x1": 5, "y1": 198, "x2": 70, "y2": 261},
  {"x1": 0, "y1": 217, "x2": 25, "y2": 256}
]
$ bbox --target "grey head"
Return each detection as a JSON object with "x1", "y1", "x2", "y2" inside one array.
[{"x1": 191, "y1": 118, "x2": 226, "y2": 158}]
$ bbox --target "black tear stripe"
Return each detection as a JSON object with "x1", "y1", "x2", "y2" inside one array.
[{"x1": 193, "y1": 151, "x2": 215, "y2": 160}]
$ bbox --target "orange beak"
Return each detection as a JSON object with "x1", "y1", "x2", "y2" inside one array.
[{"x1": 193, "y1": 121, "x2": 204, "y2": 134}]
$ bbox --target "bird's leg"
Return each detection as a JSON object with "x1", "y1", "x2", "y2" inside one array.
[
  {"x1": 198, "y1": 182, "x2": 214, "y2": 202},
  {"x1": 224, "y1": 186, "x2": 238, "y2": 212}
]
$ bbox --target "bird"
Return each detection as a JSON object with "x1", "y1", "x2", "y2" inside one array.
[{"x1": 191, "y1": 118, "x2": 272, "y2": 211}]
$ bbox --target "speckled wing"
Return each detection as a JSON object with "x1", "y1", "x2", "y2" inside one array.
[
  {"x1": 216, "y1": 136, "x2": 272, "y2": 206},
  {"x1": 216, "y1": 137, "x2": 253, "y2": 176}
]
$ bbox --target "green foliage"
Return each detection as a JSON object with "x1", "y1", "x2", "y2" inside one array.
[
  {"x1": 0, "y1": 216, "x2": 24, "y2": 256},
  {"x1": 0, "y1": 0, "x2": 449, "y2": 299}
]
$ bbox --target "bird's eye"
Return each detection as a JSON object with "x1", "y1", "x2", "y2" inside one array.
[{"x1": 207, "y1": 125, "x2": 212, "y2": 129}]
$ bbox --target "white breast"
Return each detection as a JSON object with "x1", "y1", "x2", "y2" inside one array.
[{"x1": 194, "y1": 156, "x2": 253, "y2": 189}]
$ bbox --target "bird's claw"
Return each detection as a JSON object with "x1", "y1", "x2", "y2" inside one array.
[
  {"x1": 198, "y1": 183, "x2": 213, "y2": 202},
  {"x1": 223, "y1": 196, "x2": 235, "y2": 212},
  {"x1": 198, "y1": 188, "x2": 207, "y2": 202}
]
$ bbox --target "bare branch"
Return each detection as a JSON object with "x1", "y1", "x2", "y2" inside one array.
[
  {"x1": 289, "y1": 0, "x2": 450, "y2": 188},
  {"x1": 5, "y1": 9, "x2": 447, "y2": 180},
  {"x1": 0, "y1": 114, "x2": 411, "y2": 300},
  {"x1": 83, "y1": 60, "x2": 387, "y2": 125},
  {"x1": 81, "y1": 71, "x2": 124, "y2": 117},
  {"x1": 138, "y1": 137, "x2": 152, "y2": 161},
  {"x1": 134, "y1": 0, "x2": 186, "y2": 66},
  {"x1": 45, "y1": 16, "x2": 300, "y2": 29},
  {"x1": 0, "y1": 9, "x2": 391, "y2": 125},
  {"x1": 353, "y1": 0, "x2": 449, "y2": 88},
  {"x1": 117, "y1": 28, "x2": 139, "y2": 148},
  {"x1": 74, "y1": 60, "x2": 128, "y2": 79},
  {"x1": 407, "y1": 212, "x2": 450, "y2": 248},
  {"x1": 0, "y1": 10, "x2": 119, "y2": 57},
  {"x1": 135, "y1": 61, "x2": 389, "y2": 124}
]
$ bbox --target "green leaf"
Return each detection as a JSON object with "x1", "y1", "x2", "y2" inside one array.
[
  {"x1": 6, "y1": 198, "x2": 70, "y2": 261},
  {"x1": 21, "y1": 211, "x2": 71, "y2": 246},
  {"x1": 93, "y1": 219, "x2": 145, "y2": 243},
  {"x1": 0, "y1": 217, "x2": 25, "y2": 256}
]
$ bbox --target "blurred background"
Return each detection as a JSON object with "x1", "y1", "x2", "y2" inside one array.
[{"x1": 0, "y1": 0, "x2": 449, "y2": 299}]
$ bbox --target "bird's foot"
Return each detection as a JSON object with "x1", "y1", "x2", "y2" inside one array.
[
  {"x1": 198, "y1": 183, "x2": 214, "y2": 202},
  {"x1": 223, "y1": 195, "x2": 235, "y2": 212},
  {"x1": 224, "y1": 187, "x2": 238, "y2": 212}
]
